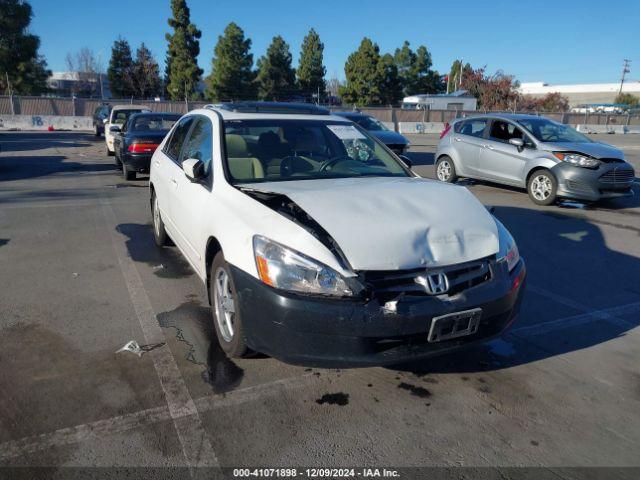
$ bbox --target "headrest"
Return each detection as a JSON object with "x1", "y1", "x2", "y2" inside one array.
[{"x1": 226, "y1": 134, "x2": 249, "y2": 157}]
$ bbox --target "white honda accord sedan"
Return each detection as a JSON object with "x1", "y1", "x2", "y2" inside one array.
[{"x1": 149, "y1": 102, "x2": 525, "y2": 367}]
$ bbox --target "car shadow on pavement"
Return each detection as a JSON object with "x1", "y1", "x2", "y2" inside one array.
[
  {"x1": 115, "y1": 223, "x2": 194, "y2": 279},
  {"x1": 0, "y1": 155, "x2": 115, "y2": 182},
  {"x1": 396, "y1": 205, "x2": 640, "y2": 375},
  {"x1": 0, "y1": 132, "x2": 93, "y2": 152}
]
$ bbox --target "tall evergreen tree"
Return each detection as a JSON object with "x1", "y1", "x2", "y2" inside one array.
[
  {"x1": 393, "y1": 41, "x2": 417, "y2": 97},
  {"x1": 164, "y1": 0, "x2": 203, "y2": 100},
  {"x1": 107, "y1": 37, "x2": 134, "y2": 98},
  {"x1": 447, "y1": 60, "x2": 471, "y2": 93},
  {"x1": 340, "y1": 38, "x2": 383, "y2": 106},
  {"x1": 413, "y1": 45, "x2": 443, "y2": 93},
  {"x1": 256, "y1": 36, "x2": 296, "y2": 101},
  {"x1": 0, "y1": 0, "x2": 50, "y2": 95},
  {"x1": 377, "y1": 54, "x2": 402, "y2": 105},
  {"x1": 297, "y1": 28, "x2": 326, "y2": 100},
  {"x1": 130, "y1": 43, "x2": 162, "y2": 98},
  {"x1": 205, "y1": 22, "x2": 255, "y2": 101}
]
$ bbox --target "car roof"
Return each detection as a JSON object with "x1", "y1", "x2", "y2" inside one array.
[
  {"x1": 111, "y1": 105, "x2": 150, "y2": 111},
  {"x1": 199, "y1": 102, "x2": 347, "y2": 122},
  {"x1": 129, "y1": 112, "x2": 180, "y2": 118},
  {"x1": 334, "y1": 112, "x2": 367, "y2": 118}
]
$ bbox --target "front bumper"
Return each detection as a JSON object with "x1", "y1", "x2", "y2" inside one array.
[
  {"x1": 554, "y1": 162, "x2": 635, "y2": 201},
  {"x1": 230, "y1": 259, "x2": 526, "y2": 368}
]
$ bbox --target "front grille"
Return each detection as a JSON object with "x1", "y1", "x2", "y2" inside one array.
[
  {"x1": 566, "y1": 179, "x2": 592, "y2": 192},
  {"x1": 363, "y1": 257, "x2": 492, "y2": 300},
  {"x1": 599, "y1": 167, "x2": 635, "y2": 184}
]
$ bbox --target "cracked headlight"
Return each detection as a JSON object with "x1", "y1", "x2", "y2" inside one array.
[
  {"x1": 495, "y1": 219, "x2": 520, "y2": 273},
  {"x1": 253, "y1": 235, "x2": 353, "y2": 297},
  {"x1": 553, "y1": 152, "x2": 600, "y2": 169}
]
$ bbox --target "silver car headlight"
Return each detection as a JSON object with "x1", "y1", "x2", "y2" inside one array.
[
  {"x1": 253, "y1": 235, "x2": 353, "y2": 297},
  {"x1": 553, "y1": 152, "x2": 600, "y2": 169},
  {"x1": 495, "y1": 219, "x2": 520, "y2": 273}
]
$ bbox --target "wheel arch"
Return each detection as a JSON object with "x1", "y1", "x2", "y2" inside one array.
[
  {"x1": 205, "y1": 236, "x2": 223, "y2": 305},
  {"x1": 524, "y1": 158, "x2": 557, "y2": 186}
]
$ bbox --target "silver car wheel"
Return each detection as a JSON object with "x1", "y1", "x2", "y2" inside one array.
[
  {"x1": 531, "y1": 174, "x2": 552, "y2": 201},
  {"x1": 214, "y1": 267, "x2": 236, "y2": 343},
  {"x1": 437, "y1": 160, "x2": 452, "y2": 181},
  {"x1": 153, "y1": 196, "x2": 161, "y2": 238}
]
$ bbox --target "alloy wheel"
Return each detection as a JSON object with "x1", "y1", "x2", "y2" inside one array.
[
  {"x1": 214, "y1": 267, "x2": 236, "y2": 343},
  {"x1": 531, "y1": 174, "x2": 552, "y2": 201},
  {"x1": 437, "y1": 160, "x2": 452, "y2": 181}
]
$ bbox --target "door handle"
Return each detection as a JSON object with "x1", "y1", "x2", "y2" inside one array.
[
  {"x1": 483, "y1": 144, "x2": 494, "y2": 150},
  {"x1": 454, "y1": 137, "x2": 461, "y2": 142},
  {"x1": 154, "y1": 160, "x2": 160, "y2": 166},
  {"x1": 171, "y1": 179, "x2": 178, "y2": 187}
]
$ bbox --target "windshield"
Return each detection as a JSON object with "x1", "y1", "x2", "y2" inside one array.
[
  {"x1": 223, "y1": 120, "x2": 409, "y2": 184},
  {"x1": 111, "y1": 109, "x2": 145, "y2": 125},
  {"x1": 130, "y1": 114, "x2": 179, "y2": 133},
  {"x1": 517, "y1": 118, "x2": 592, "y2": 143},
  {"x1": 349, "y1": 115, "x2": 389, "y2": 131}
]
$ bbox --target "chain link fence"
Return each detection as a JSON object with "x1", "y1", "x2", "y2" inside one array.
[{"x1": 2, "y1": 95, "x2": 640, "y2": 127}]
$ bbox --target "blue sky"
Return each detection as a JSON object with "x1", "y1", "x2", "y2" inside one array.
[{"x1": 30, "y1": 0, "x2": 640, "y2": 85}]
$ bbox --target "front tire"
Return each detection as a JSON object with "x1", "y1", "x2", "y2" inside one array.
[
  {"x1": 210, "y1": 252, "x2": 249, "y2": 358},
  {"x1": 107, "y1": 147, "x2": 114, "y2": 157},
  {"x1": 436, "y1": 156, "x2": 458, "y2": 183},
  {"x1": 151, "y1": 191, "x2": 169, "y2": 247},
  {"x1": 527, "y1": 169, "x2": 557, "y2": 206}
]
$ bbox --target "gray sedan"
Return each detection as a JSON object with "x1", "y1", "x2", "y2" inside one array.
[
  {"x1": 335, "y1": 112, "x2": 410, "y2": 154},
  {"x1": 435, "y1": 113, "x2": 635, "y2": 205}
]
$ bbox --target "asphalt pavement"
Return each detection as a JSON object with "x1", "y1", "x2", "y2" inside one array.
[{"x1": 1, "y1": 131, "x2": 639, "y2": 472}]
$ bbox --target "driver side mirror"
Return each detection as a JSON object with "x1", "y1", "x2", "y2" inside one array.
[
  {"x1": 182, "y1": 158, "x2": 205, "y2": 182},
  {"x1": 399, "y1": 155, "x2": 412, "y2": 169},
  {"x1": 109, "y1": 125, "x2": 121, "y2": 133},
  {"x1": 508, "y1": 138, "x2": 524, "y2": 151}
]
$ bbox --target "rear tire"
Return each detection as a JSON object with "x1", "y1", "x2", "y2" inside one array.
[
  {"x1": 527, "y1": 169, "x2": 557, "y2": 206},
  {"x1": 151, "y1": 191, "x2": 169, "y2": 247},
  {"x1": 436, "y1": 156, "x2": 458, "y2": 183},
  {"x1": 123, "y1": 162, "x2": 136, "y2": 180},
  {"x1": 210, "y1": 252, "x2": 249, "y2": 358},
  {"x1": 107, "y1": 147, "x2": 114, "y2": 157}
]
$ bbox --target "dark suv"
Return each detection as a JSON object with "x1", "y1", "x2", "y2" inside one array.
[{"x1": 92, "y1": 104, "x2": 111, "y2": 137}]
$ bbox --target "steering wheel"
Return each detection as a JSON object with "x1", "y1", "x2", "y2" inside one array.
[{"x1": 319, "y1": 156, "x2": 353, "y2": 172}]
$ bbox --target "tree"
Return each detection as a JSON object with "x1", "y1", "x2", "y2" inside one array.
[
  {"x1": 614, "y1": 92, "x2": 640, "y2": 107},
  {"x1": 130, "y1": 43, "x2": 162, "y2": 98},
  {"x1": 297, "y1": 28, "x2": 326, "y2": 100},
  {"x1": 256, "y1": 36, "x2": 296, "y2": 101},
  {"x1": 519, "y1": 92, "x2": 570, "y2": 112},
  {"x1": 107, "y1": 37, "x2": 134, "y2": 98},
  {"x1": 65, "y1": 47, "x2": 102, "y2": 97},
  {"x1": 205, "y1": 22, "x2": 255, "y2": 101},
  {"x1": 0, "y1": 0, "x2": 50, "y2": 95},
  {"x1": 340, "y1": 38, "x2": 384, "y2": 106},
  {"x1": 164, "y1": 0, "x2": 203, "y2": 100},
  {"x1": 393, "y1": 41, "x2": 417, "y2": 96},
  {"x1": 447, "y1": 60, "x2": 471, "y2": 93},
  {"x1": 460, "y1": 67, "x2": 520, "y2": 111},
  {"x1": 413, "y1": 45, "x2": 443, "y2": 93},
  {"x1": 377, "y1": 54, "x2": 402, "y2": 105}
]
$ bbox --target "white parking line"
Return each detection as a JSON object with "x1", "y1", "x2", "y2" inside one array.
[
  {"x1": 100, "y1": 199, "x2": 218, "y2": 468},
  {"x1": 0, "y1": 375, "x2": 314, "y2": 462}
]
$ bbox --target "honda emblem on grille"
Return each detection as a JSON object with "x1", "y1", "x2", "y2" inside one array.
[{"x1": 416, "y1": 272, "x2": 450, "y2": 295}]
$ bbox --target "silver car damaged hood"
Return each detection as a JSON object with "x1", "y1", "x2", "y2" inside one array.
[
  {"x1": 243, "y1": 177, "x2": 499, "y2": 271},
  {"x1": 540, "y1": 141, "x2": 624, "y2": 160}
]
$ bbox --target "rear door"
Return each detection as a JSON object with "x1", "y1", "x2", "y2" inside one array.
[
  {"x1": 451, "y1": 117, "x2": 488, "y2": 176},
  {"x1": 479, "y1": 119, "x2": 531, "y2": 185},
  {"x1": 168, "y1": 115, "x2": 214, "y2": 275}
]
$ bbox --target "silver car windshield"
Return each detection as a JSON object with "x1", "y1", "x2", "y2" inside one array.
[
  {"x1": 223, "y1": 120, "x2": 409, "y2": 184},
  {"x1": 517, "y1": 118, "x2": 592, "y2": 143}
]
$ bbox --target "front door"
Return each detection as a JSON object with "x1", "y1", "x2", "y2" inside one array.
[{"x1": 478, "y1": 120, "x2": 531, "y2": 186}]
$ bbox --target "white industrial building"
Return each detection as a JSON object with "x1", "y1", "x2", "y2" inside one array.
[
  {"x1": 519, "y1": 81, "x2": 640, "y2": 107},
  {"x1": 401, "y1": 90, "x2": 477, "y2": 110}
]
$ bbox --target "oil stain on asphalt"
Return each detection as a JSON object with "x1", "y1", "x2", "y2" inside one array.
[
  {"x1": 316, "y1": 393, "x2": 349, "y2": 406},
  {"x1": 156, "y1": 301, "x2": 243, "y2": 393},
  {"x1": 397, "y1": 382, "x2": 432, "y2": 398}
]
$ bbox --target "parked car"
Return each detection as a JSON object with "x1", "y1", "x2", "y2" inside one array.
[
  {"x1": 92, "y1": 103, "x2": 110, "y2": 137},
  {"x1": 149, "y1": 102, "x2": 525, "y2": 367},
  {"x1": 112, "y1": 112, "x2": 181, "y2": 180},
  {"x1": 435, "y1": 114, "x2": 635, "y2": 205},
  {"x1": 335, "y1": 112, "x2": 410, "y2": 154},
  {"x1": 104, "y1": 105, "x2": 151, "y2": 156}
]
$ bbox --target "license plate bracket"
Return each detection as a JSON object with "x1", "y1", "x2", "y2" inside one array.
[{"x1": 428, "y1": 308, "x2": 482, "y2": 343}]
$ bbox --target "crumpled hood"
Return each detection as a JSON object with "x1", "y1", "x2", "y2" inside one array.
[
  {"x1": 541, "y1": 141, "x2": 624, "y2": 160},
  {"x1": 369, "y1": 130, "x2": 409, "y2": 146},
  {"x1": 242, "y1": 177, "x2": 499, "y2": 271}
]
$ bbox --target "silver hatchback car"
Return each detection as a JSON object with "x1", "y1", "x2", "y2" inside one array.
[{"x1": 435, "y1": 114, "x2": 635, "y2": 205}]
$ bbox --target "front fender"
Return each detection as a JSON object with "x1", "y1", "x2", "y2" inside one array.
[{"x1": 523, "y1": 156, "x2": 559, "y2": 182}]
